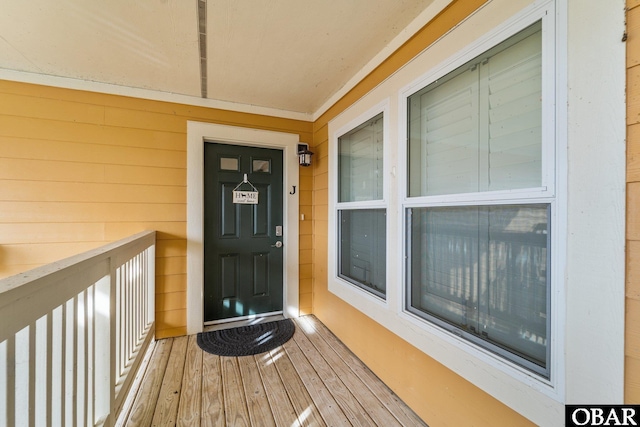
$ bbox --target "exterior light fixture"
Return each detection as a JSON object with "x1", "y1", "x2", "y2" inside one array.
[{"x1": 297, "y1": 143, "x2": 314, "y2": 167}]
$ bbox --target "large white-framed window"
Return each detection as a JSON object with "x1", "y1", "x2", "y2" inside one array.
[
  {"x1": 330, "y1": 102, "x2": 389, "y2": 302},
  {"x1": 327, "y1": 0, "x2": 626, "y2": 423},
  {"x1": 402, "y1": 19, "x2": 555, "y2": 379}
]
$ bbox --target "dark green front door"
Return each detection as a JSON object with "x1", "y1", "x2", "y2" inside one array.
[{"x1": 203, "y1": 142, "x2": 284, "y2": 322}]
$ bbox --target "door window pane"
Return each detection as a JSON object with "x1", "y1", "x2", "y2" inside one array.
[
  {"x1": 338, "y1": 113, "x2": 384, "y2": 202},
  {"x1": 407, "y1": 21, "x2": 542, "y2": 197},
  {"x1": 339, "y1": 209, "x2": 386, "y2": 298},
  {"x1": 407, "y1": 204, "x2": 549, "y2": 374},
  {"x1": 220, "y1": 157, "x2": 239, "y2": 171},
  {"x1": 252, "y1": 159, "x2": 271, "y2": 173}
]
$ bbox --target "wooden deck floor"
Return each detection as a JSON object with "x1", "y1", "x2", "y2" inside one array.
[{"x1": 116, "y1": 315, "x2": 427, "y2": 426}]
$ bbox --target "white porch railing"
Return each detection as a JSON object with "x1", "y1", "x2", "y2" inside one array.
[{"x1": 0, "y1": 231, "x2": 156, "y2": 427}]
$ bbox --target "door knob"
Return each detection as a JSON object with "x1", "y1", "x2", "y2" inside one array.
[{"x1": 271, "y1": 241, "x2": 283, "y2": 248}]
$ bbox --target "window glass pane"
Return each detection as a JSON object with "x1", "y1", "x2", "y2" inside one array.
[
  {"x1": 252, "y1": 159, "x2": 270, "y2": 173},
  {"x1": 407, "y1": 204, "x2": 549, "y2": 373},
  {"x1": 339, "y1": 209, "x2": 386, "y2": 298},
  {"x1": 408, "y1": 21, "x2": 542, "y2": 197},
  {"x1": 220, "y1": 157, "x2": 239, "y2": 171},
  {"x1": 486, "y1": 28, "x2": 542, "y2": 191},
  {"x1": 338, "y1": 113, "x2": 384, "y2": 202}
]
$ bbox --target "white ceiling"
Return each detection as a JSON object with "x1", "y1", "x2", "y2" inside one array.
[{"x1": 0, "y1": 0, "x2": 443, "y2": 118}]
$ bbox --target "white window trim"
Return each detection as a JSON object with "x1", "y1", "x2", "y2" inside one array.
[{"x1": 329, "y1": 99, "x2": 391, "y2": 309}]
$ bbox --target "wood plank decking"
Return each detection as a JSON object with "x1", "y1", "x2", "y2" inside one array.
[{"x1": 116, "y1": 315, "x2": 428, "y2": 426}]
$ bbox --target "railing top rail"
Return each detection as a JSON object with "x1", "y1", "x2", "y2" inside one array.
[{"x1": 0, "y1": 230, "x2": 156, "y2": 299}]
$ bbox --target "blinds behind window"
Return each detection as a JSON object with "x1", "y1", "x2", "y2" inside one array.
[
  {"x1": 339, "y1": 209, "x2": 387, "y2": 297},
  {"x1": 408, "y1": 22, "x2": 542, "y2": 197},
  {"x1": 339, "y1": 113, "x2": 384, "y2": 202},
  {"x1": 409, "y1": 204, "x2": 549, "y2": 370},
  {"x1": 419, "y1": 68, "x2": 479, "y2": 196},
  {"x1": 486, "y1": 30, "x2": 542, "y2": 191}
]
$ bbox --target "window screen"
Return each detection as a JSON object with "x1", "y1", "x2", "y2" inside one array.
[
  {"x1": 407, "y1": 204, "x2": 549, "y2": 374},
  {"x1": 339, "y1": 209, "x2": 387, "y2": 298}
]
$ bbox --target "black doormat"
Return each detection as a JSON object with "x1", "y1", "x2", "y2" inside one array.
[{"x1": 197, "y1": 319, "x2": 295, "y2": 357}]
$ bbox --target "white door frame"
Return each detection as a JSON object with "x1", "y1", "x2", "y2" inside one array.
[{"x1": 186, "y1": 121, "x2": 300, "y2": 335}]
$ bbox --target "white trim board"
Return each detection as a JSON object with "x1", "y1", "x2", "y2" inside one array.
[
  {"x1": 186, "y1": 121, "x2": 300, "y2": 335},
  {"x1": 0, "y1": 68, "x2": 312, "y2": 122}
]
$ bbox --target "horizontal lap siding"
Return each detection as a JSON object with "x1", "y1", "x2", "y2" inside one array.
[
  {"x1": 627, "y1": 0, "x2": 640, "y2": 403},
  {"x1": 299, "y1": 163, "x2": 314, "y2": 315},
  {"x1": 0, "y1": 80, "x2": 312, "y2": 338}
]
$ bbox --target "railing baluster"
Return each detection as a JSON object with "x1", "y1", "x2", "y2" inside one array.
[
  {"x1": 77, "y1": 292, "x2": 86, "y2": 427},
  {"x1": 94, "y1": 273, "x2": 111, "y2": 426},
  {"x1": 144, "y1": 251, "x2": 149, "y2": 331},
  {"x1": 28, "y1": 322, "x2": 36, "y2": 427},
  {"x1": 35, "y1": 315, "x2": 48, "y2": 427},
  {"x1": 131, "y1": 258, "x2": 136, "y2": 353},
  {"x1": 124, "y1": 262, "x2": 129, "y2": 376},
  {"x1": 87, "y1": 286, "x2": 94, "y2": 426},
  {"x1": 0, "y1": 338, "x2": 7, "y2": 426},
  {"x1": 4, "y1": 336, "x2": 15, "y2": 427},
  {"x1": 126, "y1": 260, "x2": 132, "y2": 365},
  {"x1": 116, "y1": 265, "x2": 122, "y2": 381},
  {"x1": 46, "y1": 310, "x2": 53, "y2": 427},
  {"x1": 65, "y1": 298, "x2": 75, "y2": 427},
  {"x1": 140, "y1": 252, "x2": 145, "y2": 337},
  {"x1": 121, "y1": 264, "x2": 126, "y2": 377},
  {"x1": 137, "y1": 254, "x2": 142, "y2": 345},
  {"x1": 135, "y1": 255, "x2": 140, "y2": 347},
  {"x1": 15, "y1": 326, "x2": 29, "y2": 427},
  {"x1": 143, "y1": 250, "x2": 148, "y2": 331},
  {"x1": 83, "y1": 288, "x2": 90, "y2": 427},
  {"x1": 53, "y1": 306, "x2": 64, "y2": 427}
]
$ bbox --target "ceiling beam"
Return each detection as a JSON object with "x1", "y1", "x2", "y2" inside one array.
[{"x1": 198, "y1": 0, "x2": 208, "y2": 98}]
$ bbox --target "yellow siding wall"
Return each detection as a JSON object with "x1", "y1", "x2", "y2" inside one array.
[
  {"x1": 310, "y1": 0, "x2": 532, "y2": 425},
  {"x1": 0, "y1": 80, "x2": 313, "y2": 338},
  {"x1": 299, "y1": 163, "x2": 314, "y2": 315},
  {"x1": 627, "y1": 0, "x2": 640, "y2": 403}
]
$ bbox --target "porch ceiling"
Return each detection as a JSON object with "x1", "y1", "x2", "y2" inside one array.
[{"x1": 0, "y1": 0, "x2": 439, "y2": 117}]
